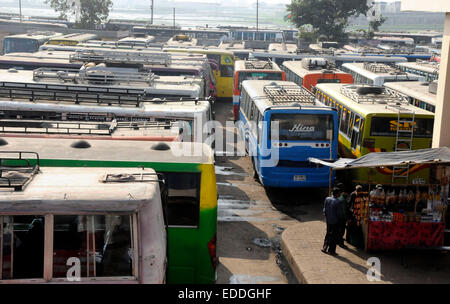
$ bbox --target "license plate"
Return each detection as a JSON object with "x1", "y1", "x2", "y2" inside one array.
[{"x1": 293, "y1": 175, "x2": 306, "y2": 181}]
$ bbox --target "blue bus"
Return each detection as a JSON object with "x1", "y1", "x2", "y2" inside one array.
[{"x1": 238, "y1": 80, "x2": 338, "y2": 188}]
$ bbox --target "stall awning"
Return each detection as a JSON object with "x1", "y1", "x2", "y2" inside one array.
[{"x1": 309, "y1": 147, "x2": 450, "y2": 170}]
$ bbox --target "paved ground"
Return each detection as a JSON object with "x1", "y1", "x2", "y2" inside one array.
[
  {"x1": 214, "y1": 100, "x2": 300, "y2": 284},
  {"x1": 282, "y1": 221, "x2": 450, "y2": 284}
]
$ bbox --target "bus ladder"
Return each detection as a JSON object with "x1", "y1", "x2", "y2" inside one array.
[{"x1": 387, "y1": 105, "x2": 416, "y2": 183}]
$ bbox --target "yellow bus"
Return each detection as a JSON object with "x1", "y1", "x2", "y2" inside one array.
[
  {"x1": 315, "y1": 83, "x2": 434, "y2": 184},
  {"x1": 46, "y1": 33, "x2": 98, "y2": 46},
  {"x1": 164, "y1": 48, "x2": 235, "y2": 100}
]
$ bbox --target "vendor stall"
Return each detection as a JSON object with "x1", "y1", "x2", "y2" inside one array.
[{"x1": 310, "y1": 147, "x2": 450, "y2": 251}]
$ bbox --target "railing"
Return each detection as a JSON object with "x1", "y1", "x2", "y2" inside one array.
[
  {"x1": 32, "y1": 67, "x2": 157, "y2": 85},
  {"x1": 340, "y1": 85, "x2": 408, "y2": 105},
  {"x1": 263, "y1": 84, "x2": 316, "y2": 106},
  {"x1": 69, "y1": 49, "x2": 172, "y2": 66}
]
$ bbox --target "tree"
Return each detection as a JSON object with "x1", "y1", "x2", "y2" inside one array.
[
  {"x1": 45, "y1": 0, "x2": 113, "y2": 29},
  {"x1": 286, "y1": 0, "x2": 372, "y2": 43}
]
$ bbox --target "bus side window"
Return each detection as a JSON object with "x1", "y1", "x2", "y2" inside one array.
[
  {"x1": 340, "y1": 109, "x2": 349, "y2": 134},
  {"x1": 351, "y1": 115, "x2": 361, "y2": 149},
  {"x1": 347, "y1": 111, "x2": 354, "y2": 138},
  {"x1": 163, "y1": 172, "x2": 201, "y2": 228}
]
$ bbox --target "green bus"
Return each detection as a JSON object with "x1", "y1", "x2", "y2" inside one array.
[
  {"x1": 0, "y1": 137, "x2": 218, "y2": 284},
  {"x1": 315, "y1": 83, "x2": 434, "y2": 184}
]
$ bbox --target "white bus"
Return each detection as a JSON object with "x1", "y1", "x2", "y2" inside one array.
[
  {"x1": 0, "y1": 164, "x2": 166, "y2": 283},
  {"x1": 3, "y1": 32, "x2": 63, "y2": 54},
  {"x1": 384, "y1": 80, "x2": 437, "y2": 113},
  {"x1": 396, "y1": 61, "x2": 440, "y2": 82},
  {"x1": 0, "y1": 67, "x2": 202, "y2": 104},
  {"x1": 0, "y1": 98, "x2": 213, "y2": 143},
  {"x1": 340, "y1": 62, "x2": 426, "y2": 86}
]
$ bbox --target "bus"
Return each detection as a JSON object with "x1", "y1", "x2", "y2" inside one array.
[
  {"x1": 0, "y1": 118, "x2": 180, "y2": 142},
  {"x1": 166, "y1": 35, "x2": 198, "y2": 47},
  {"x1": 233, "y1": 60, "x2": 285, "y2": 120},
  {"x1": 0, "y1": 164, "x2": 167, "y2": 283},
  {"x1": 238, "y1": 80, "x2": 339, "y2": 188},
  {"x1": 117, "y1": 36, "x2": 157, "y2": 48},
  {"x1": 331, "y1": 54, "x2": 408, "y2": 68},
  {"x1": 0, "y1": 139, "x2": 218, "y2": 284},
  {"x1": 164, "y1": 48, "x2": 235, "y2": 100},
  {"x1": 249, "y1": 51, "x2": 409, "y2": 68},
  {"x1": 315, "y1": 83, "x2": 434, "y2": 184},
  {"x1": 0, "y1": 67, "x2": 202, "y2": 102},
  {"x1": 281, "y1": 58, "x2": 353, "y2": 93},
  {"x1": 340, "y1": 62, "x2": 426, "y2": 86},
  {"x1": 67, "y1": 49, "x2": 217, "y2": 98},
  {"x1": 0, "y1": 49, "x2": 83, "y2": 70},
  {"x1": 46, "y1": 33, "x2": 98, "y2": 46},
  {"x1": 396, "y1": 61, "x2": 440, "y2": 82},
  {"x1": 3, "y1": 32, "x2": 63, "y2": 54},
  {"x1": 384, "y1": 81, "x2": 437, "y2": 113},
  {"x1": 0, "y1": 97, "x2": 213, "y2": 144}
]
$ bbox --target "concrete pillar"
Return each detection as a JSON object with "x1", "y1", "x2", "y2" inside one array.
[{"x1": 432, "y1": 12, "x2": 450, "y2": 148}]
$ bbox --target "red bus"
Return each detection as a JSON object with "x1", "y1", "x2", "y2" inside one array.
[
  {"x1": 233, "y1": 59, "x2": 285, "y2": 120},
  {"x1": 281, "y1": 58, "x2": 353, "y2": 93}
]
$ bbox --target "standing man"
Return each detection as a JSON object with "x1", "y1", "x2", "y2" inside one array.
[
  {"x1": 337, "y1": 183, "x2": 349, "y2": 248},
  {"x1": 322, "y1": 187, "x2": 345, "y2": 255}
]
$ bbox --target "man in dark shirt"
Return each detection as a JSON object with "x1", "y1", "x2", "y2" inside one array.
[{"x1": 322, "y1": 188, "x2": 345, "y2": 255}]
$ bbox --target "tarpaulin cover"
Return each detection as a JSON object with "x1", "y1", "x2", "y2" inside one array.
[
  {"x1": 309, "y1": 147, "x2": 450, "y2": 170},
  {"x1": 367, "y1": 221, "x2": 445, "y2": 250}
]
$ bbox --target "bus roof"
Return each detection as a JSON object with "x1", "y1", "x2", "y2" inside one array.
[
  {"x1": 315, "y1": 83, "x2": 434, "y2": 117},
  {"x1": 0, "y1": 99, "x2": 210, "y2": 116},
  {"x1": 383, "y1": 81, "x2": 436, "y2": 106},
  {"x1": 164, "y1": 47, "x2": 235, "y2": 57},
  {"x1": 0, "y1": 137, "x2": 214, "y2": 164},
  {"x1": 47, "y1": 33, "x2": 98, "y2": 43},
  {"x1": 0, "y1": 68, "x2": 201, "y2": 97},
  {"x1": 4, "y1": 32, "x2": 63, "y2": 41},
  {"x1": 267, "y1": 43, "x2": 297, "y2": 53},
  {"x1": 118, "y1": 36, "x2": 155, "y2": 43},
  {"x1": 282, "y1": 59, "x2": 346, "y2": 78},
  {"x1": 396, "y1": 61, "x2": 440, "y2": 74},
  {"x1": 0, "y1": 166, "x2": 159, "y2": 212},
  {"x1": 242, "y1": 80, "x2": 330, "y2": 113},
  {"x1": 333, "y1": 54, "x2": 408, "y2": 63},
  {"x1": 341, "y1": 62, "x2": 425, "y2": 81},
  {"x1": 234, "y1": 60, "x2": 282, "y2": 72}
]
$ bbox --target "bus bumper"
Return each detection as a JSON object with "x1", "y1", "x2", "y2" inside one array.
[{"x1": 259, "y1": 167, "x2": 334, "y2": 188}]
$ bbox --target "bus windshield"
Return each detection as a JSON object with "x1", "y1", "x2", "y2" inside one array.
[
  {"x1": 238, "y1": 72, "x2": 282, "y2": 90},
  {"x1": 4, "y1": 38, "x2": 39, "y2": 54},
  {"x1": 271, "y1": 113, "x2": 334, "y2": 141},
  {"x1": 370, "y1": 117, "x2": 434, "y2": 138},
  {"x1": 317, "y1": 78, "x2": 342, "y2": 84}
]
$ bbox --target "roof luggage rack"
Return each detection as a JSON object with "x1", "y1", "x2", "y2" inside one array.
[
  {"x1": 0, "y1": 82, "x2": 143, "y2": 107},
  {"x1": 33, "y1": 67, "x2": 156, "y2": 85},
  {"x1": 0, "y1": 119, "x2": 177, "y2": 135},
  {"x1": 244, "y1": 60, "x2": 274, "y2": 70},
  {"x1": 363, "y1": 62, "x2": 404, "y2": 75},
  {"x1": 340, "y1": 85, "x2": 408, "y2": 104},
  {"x1": 102, "y1": 172, "x2": 165, "y2": 184},
  {"x1": 263, "y1": 84, "x2": 316, "y2": 106},
  {"x1": 69, "y1": 49, "x2": 173, "y2": 66},
  {"x1": 0, "y1": 119, "x2": 115, "y2": 135},
  {"x1": 0, "y1": 151, "x2": 40, "y2": 191}
]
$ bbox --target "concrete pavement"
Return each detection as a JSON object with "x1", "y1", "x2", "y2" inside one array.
[{"x1": 281, "y1": 220, "x2": 450, "y2": 284}]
